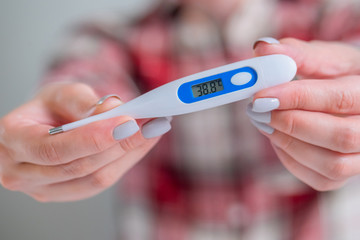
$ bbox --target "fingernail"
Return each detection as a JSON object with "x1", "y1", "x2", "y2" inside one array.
[
  {"x1": 141, "y1": 117, "x2": 172, "y2": 139},
  {"x1": 246, "y1": 104, "x2": 271, "y2": 123},
  {"x1": 252, "y1": 98, "x2": 280, "y2": 113},
  {"x1": 253, "y1": 37, "x2": 280, "y2": 49},
  {"x1": 96, "y1": 94, "x2": 122, "y2": 105},
  {"x1": 250, "y1": 119, "x2": 274, "y2": 135},
  {"x1": 113, "y1": 120, "x2": 139, "y2": 140},
  {"x1": 85, "y1": 95, "x2": 123, "y2": 117}
]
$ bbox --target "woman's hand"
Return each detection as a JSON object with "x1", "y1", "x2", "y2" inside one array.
[
  {"x1": 0, "y1": 82, "x2": 171, "y2": 202},
  {"x1": 248, "y1": 38, "x2": 360, "y2": 191}
]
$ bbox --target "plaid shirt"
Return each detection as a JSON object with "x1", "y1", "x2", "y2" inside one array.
[{"x1": 45, "y1": 0, "x2": 360, "y2": 239}]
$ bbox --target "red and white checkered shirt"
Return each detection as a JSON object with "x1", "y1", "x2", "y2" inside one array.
[{"x1": 44, "y1": 0, "x2": 360, "y2": 239}]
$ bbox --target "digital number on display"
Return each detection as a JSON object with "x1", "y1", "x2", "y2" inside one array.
[{"x1": 191, "y1": 78, "x2": 224, "y2": 98}]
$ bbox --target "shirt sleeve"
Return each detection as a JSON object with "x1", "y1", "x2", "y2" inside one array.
[
  {"x1": 42, "y1": 23, "x2": 140, "y2": 102},
  {"x1": 275, "y1": 0, "x2": 360, "y2": 43}
]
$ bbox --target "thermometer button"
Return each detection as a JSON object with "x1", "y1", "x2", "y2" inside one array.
[{"x1": 230, "y1": 72, "x2": 253, "y2": 86}]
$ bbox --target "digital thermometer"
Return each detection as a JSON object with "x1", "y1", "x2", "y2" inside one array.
[{"x1": 49, "y1": 54, "x2": 297, "y2": 134}]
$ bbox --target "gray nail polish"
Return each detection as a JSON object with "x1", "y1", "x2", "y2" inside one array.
[
  {"x1": 253, "y1": 37, "x2": 280, "y2": 49},
  {"x1": 96, "y1": 94, "x2": 122, "y2": 105},
  {"x1": 250, "y1": 119, "x2": 274, "y2": 134},
  {"x1": 252, "y1": 98, "x2": 280, "y2": 113},
  {"x1": 113, "y1": 120, "x2": 139, "y2": 140},
  {"x1": 141, "y1": 117, "x2": 171, "y2": 139},
  {"x1": 246, "y1": 104, "x2": 271, "y2": 123}
]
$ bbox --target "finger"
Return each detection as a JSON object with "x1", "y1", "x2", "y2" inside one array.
[
  {"x1": 4, "y1": 117, "x2": 167, "y2": 190},
  {"x1": 16, "y1": 116, "x2": 142, "y2": 165},
  {"x1": 248, "y1": 107, "x2": 360, "y2": 153},
  {"x1": 253, "y1": 76, "x2": 360, "y2": 114},
  {"x1": 11, "y1": 135, "x2": 159, "y2": 190},
  {"x1": 91, "y1": 94, "x2": 123, "y2": 116},
  {"x1": 254, "y1": 38, "x2": 360, "y2": 79},
  {"x1": 266, "y1": 129, "x2": 359, "y2": 182},
  {"x1": 272, "y1": 144, "x2": 346, "y2": 191},
  {"x1": 8, "y1": 90, "x2": 142, "y2": 166},
  {"x1": 40, "y1": 82, "x2": 99, "y2": 122},
  {"x1": 28, "y1": 139, "x2": 157, "y2": 202},
  {"x1": 10, "y1": 134, "x2": 145, "y2": 186},
  {"x1": 8, "y1": 117, "x2": 169, "y2": 187}
]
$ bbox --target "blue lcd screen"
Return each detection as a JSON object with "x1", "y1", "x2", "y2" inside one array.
[
  {"x1": 178, "y1": 66, "x2": 258, "y2": 104},
  {"x1": 191, "y1": 78, "x2": 224, "y2": 98}
]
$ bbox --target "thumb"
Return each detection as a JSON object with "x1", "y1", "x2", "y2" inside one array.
[
  {"x1": 253, "y1": 37, "x2": 360, "y2": 79},
  {"x1": 40, "y1": 82, "x2": 102, "y2": 122},
  {"x1": 91, "y1": 94, "x2": 123, "y2": 116}
]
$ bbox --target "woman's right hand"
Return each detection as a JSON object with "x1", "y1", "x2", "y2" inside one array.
[
  {"x1": 249, "y1": 38, "x2": 360, "y2": 191},
  {"x1": 0, "y1": 82, "x2": 171, "y2": 202}
]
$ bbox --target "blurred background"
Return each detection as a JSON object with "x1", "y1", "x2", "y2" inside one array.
[
  {"x1": 0, "y1": 0, "x2": 152, "y2": 239},
  {"x1": 3, "y1": 1, "x2": 360, "y2": 240}
]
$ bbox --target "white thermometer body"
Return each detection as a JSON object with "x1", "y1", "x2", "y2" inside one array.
[{"x1": 49, "y1": 54, "x2": 297, "y2": 134}]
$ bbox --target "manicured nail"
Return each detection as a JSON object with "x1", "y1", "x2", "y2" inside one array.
[
  {"x1": 252, "y1": 98, "x2": 280, "y2": 113},
  {"x1": 85, "y1": 94, "x2": 123, "y2": 117},
  {"x1": 250, "y1": 120, "x2": 274, "y2": 135},
  {"x1": 96, "y1": 94, "x2": 122, "y2": 106},
  {"x1": 246, "y1": 104, "x2": 271, "y2": 123},
  {"x1": 253, "y1": 37, "x2": 280, "y2": 49},
  {"x1": 113, "y1": 120, "x2": 139, "y2": 140},
  {"x1": 141, "y1": 117, "x2": 171, "y2": 139}
]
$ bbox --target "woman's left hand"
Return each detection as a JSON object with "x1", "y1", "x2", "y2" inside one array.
[{"x1": 249, "y1": 38, "x2": 360, "y2": 191}]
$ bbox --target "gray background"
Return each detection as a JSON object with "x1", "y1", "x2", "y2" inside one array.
[{"x1": 0, "y1": 1, "x2": 151, "y2": 239}]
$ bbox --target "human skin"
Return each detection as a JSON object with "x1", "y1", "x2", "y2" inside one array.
[
  {"x1": 2, "y1": 37, "x2": 360, "y2": 201},
  {"x1": 250, "y1": 38, "x2": 360, "y2": 191},
  {"x1": 0, "y1": 82, "x2": 163, "y2": 202}
]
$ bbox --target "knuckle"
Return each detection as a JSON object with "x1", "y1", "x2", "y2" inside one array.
[
  {"x1": 309, "y1": 170, "x2": 347, "y2": 192},
  {"x1": 311, "y1": 179, "x2": 345, "y2": 192},
  {"x1": 326, "y1": 156, "x2": 350, "y2": 181},
  {"x1": 90, "y1": 171, "x2": 115, "y2": 189},
  {"x1": 37, "y1": 142, "x2": 61, "y2": 163},
  {"x1": 335, "y1": 90, "x2": 355, "y2": 113},
  {"x1": 30, "y1": 192, "x2": 50, "y2": 202},
  {"x1": 278, "y1": 130, "x2": 295, "y2": 152},
  {"x1": 334, "y1": 125, "x2": 358, "y2": 153},
  {"x1": 291, "y1": 84, "x2": 310, "y2": 109},
  {"x1": 311, "y1": 180, "x2": 336, "y2": 192},
  {"x1": 282, "y1": 112, "x2": 297, "y2": 136},
  {"x1": 283, "y1": 137, "x2": 295, "y2": 152},
  {"x1": 90, "y1": 134, "x2": 108, "y2": 153},
  {"x1": 0, "y1": 174, "x2": 21, "y2": 191},
  {"x1": 60, "y1": 161, "x2": 87, "y2": 177},
  {"x1": 118, "y1": 137, "x2": 138, "y2": 153}
]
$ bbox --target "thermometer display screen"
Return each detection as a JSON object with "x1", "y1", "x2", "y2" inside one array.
[{"x1": 191, "y1": 78, "x2": 224, "y2": 98}]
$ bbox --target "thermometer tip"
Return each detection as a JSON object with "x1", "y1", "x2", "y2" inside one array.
[{"x1": 49, "y1": 126, "x2": 64, "y2": 135}]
